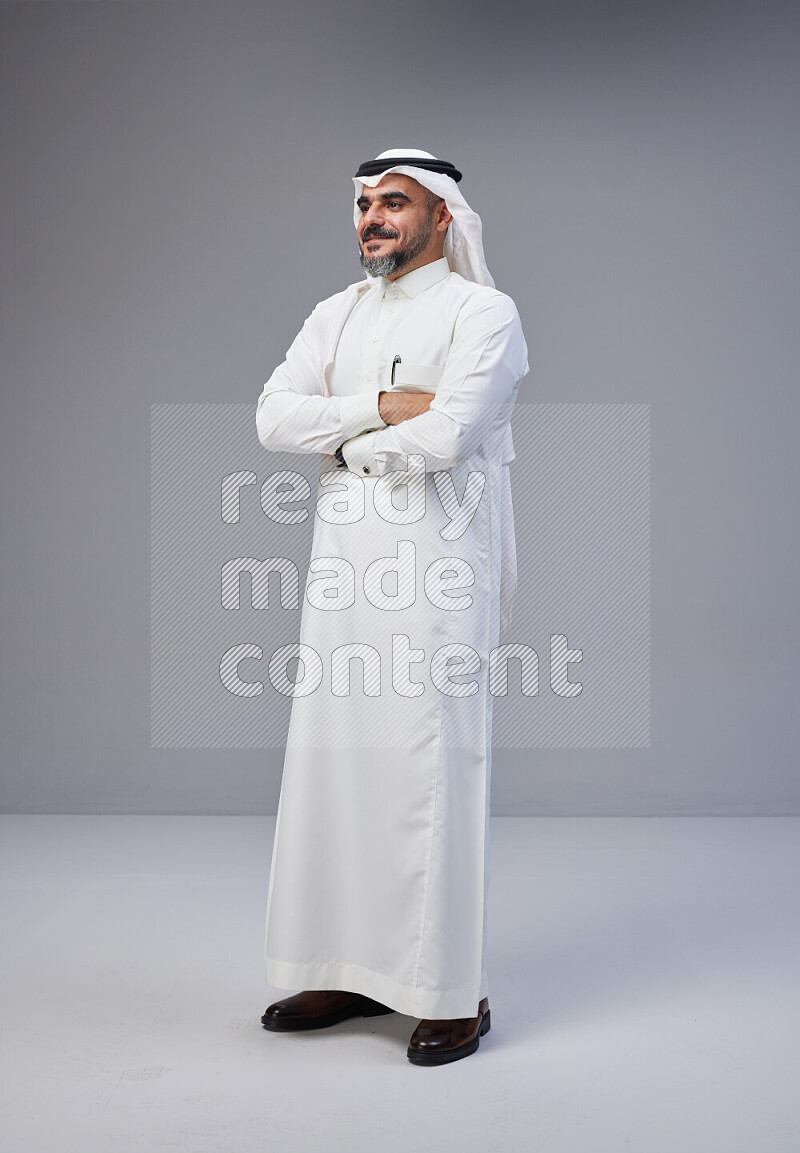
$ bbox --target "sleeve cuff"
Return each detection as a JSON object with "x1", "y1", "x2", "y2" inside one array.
[
  {"x1": 341, "y1": 430, "x2": 379, "y2": 476},
  {"x1": 339, "y1": 391, "x2": 387, "y2": 441}
]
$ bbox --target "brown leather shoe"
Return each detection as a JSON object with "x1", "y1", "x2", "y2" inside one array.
[
  {"x1": 261, "y1": 989, "x2": 395, "y2": 1031},
  {"x1": 406, "y1": 997, "x2": 490, "y2": 1065}
]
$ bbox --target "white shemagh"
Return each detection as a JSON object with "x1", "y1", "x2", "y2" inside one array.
[{"x1": 352, "y1": 147, "x2": 495, "y2": 289}]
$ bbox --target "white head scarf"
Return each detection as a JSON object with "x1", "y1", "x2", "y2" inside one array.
[{"x1": 352, "y1": 148, "x2": 495, "y2": 289}]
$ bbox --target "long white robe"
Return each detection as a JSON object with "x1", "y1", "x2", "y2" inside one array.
[{"x1": 256, "y1": 258, "x2": 528, "y2": 1018}]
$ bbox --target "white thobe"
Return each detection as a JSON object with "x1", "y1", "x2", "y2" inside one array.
[{"x1": 256, "y1": 257, "x2": 528, "y2": 1018}]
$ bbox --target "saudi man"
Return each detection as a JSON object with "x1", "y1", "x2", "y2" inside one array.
[{"x1": 255, "y1": 148, "x2": 529, "y2": 1065}]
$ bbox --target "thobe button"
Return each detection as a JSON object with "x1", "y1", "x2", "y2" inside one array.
[
  {"x1": 363, "y1": 465, "x2": 370, "y2": 474},
  {"x1": 365, "y1": 373, "x2": 373, "y2": 381}
]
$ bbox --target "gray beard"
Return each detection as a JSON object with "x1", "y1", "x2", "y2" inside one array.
[
  {"x1": 359, "y1": 250, "x2": 402, "y2": 277},
  {"x1": 359, "y1": 215, "x2": 434, "y2": 278}
]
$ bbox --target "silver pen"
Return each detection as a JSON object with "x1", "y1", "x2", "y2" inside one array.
[{"x1": 391, "y1": 355, "x2": 401, "y2": 386}]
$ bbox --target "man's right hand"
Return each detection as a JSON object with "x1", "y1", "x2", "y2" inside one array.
[{"x1": 378, "y1": 390, "x2": 436, "y2": 426}]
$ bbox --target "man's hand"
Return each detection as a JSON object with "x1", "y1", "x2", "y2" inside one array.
[
  {"x1": 378, "y1": 390, "x2": 436, "y2": 425},
  {"x1": 325, "y1": 392, "x2": 435, "y2": 465}
]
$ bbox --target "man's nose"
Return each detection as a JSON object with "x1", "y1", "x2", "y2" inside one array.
[{"x1": 361, "y1": 203, "x2": 385, "y2": 230}]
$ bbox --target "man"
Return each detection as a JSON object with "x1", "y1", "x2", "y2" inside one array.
[{"x1": 255, "y1": 148, "x2": 528, "y2": 1065}]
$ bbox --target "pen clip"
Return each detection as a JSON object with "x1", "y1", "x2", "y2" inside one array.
[{"x1": 391, "y1": 354, "x2": 401, "y2": 386}]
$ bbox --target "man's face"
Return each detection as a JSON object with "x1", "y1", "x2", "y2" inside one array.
[{"x1": 355, "y1": 173, "x2": 448, "y2": 279}]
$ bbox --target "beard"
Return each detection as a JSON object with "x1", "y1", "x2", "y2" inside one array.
[{"x1": 358, "y1": 213, "x2": 435, "y2": 277}]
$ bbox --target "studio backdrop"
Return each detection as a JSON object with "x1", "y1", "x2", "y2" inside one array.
[{"x1": 2, "y1": 0, "x2": 798, "y2": 814}]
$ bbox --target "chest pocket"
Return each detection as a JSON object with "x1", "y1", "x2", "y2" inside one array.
[{"x1": 390, "y1": 362, "x2": 445, "y2": 392}]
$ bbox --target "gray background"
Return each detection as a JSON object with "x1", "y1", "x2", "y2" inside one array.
[{"x1": 2, "y1": 0, "x2": 798, "y2": 814}]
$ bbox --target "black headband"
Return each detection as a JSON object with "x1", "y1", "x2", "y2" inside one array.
[{"x1": 354, "y1": 157, "x2": 463, "y2": 183}]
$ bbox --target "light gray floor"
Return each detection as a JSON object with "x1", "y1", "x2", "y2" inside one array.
[{"x1": 1, "y1": 815, "x2": 798, "y2": 1152}]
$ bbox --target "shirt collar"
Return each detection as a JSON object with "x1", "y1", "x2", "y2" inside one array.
[{"x1": 376, "y1": 256, "x2": 451, "y2": 300}]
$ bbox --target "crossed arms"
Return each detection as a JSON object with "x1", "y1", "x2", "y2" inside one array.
[{"x1": 255, "y1": 292, "x2": 528, "y2": 476}]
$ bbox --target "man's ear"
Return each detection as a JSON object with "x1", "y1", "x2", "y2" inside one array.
[{"x1": 437, "y1": 202, "x2": 453, "y2": 232}]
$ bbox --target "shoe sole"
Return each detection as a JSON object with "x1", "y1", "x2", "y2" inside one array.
[
  {"x1": 406, "y1": 1009, "x2": 491, "y2": 1066},
  {"x1": 261, "y1": 999, "x2": 395, "y2": 1032}
]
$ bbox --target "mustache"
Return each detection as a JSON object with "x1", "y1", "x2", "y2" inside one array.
[{"x1": 361, "y1": 226, "x2": 399, "y2": 243}]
